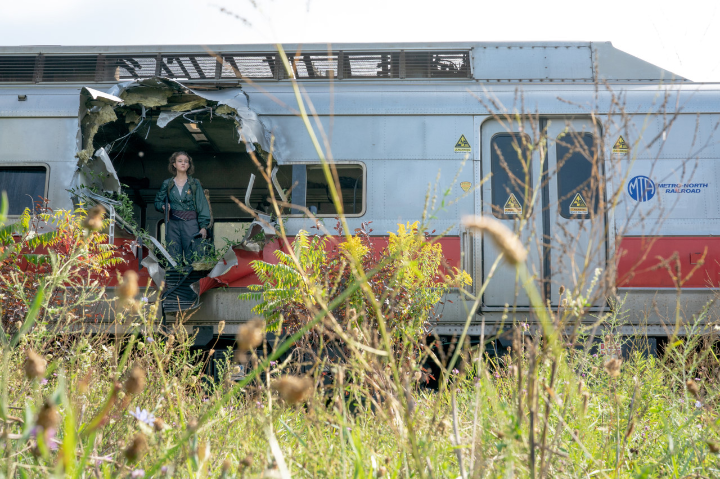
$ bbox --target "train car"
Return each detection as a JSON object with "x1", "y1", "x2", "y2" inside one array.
[{"x1": 1, "y1": 42, "x2": 718, "y2": 350}]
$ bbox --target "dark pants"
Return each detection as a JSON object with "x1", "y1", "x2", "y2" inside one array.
[{"x1": 166, "y1": 217, "x2": 203, "y2": 264}]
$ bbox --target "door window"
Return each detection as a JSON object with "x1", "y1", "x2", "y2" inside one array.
[
  {"x1": 490, "y1": 133, "x2": 533, "y2": 219},
  {"x1": 556, "y1": 133, "x2": 599, "y2": 218}
]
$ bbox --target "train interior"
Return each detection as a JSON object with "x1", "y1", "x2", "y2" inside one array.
[{"x1": 83, "y1": 82, "x2": 364, "y2": 264}]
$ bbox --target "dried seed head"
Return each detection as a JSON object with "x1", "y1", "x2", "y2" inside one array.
[
  {"x1": 708, "y1": 441, "x2": 720, "y2": 454},
  {"x1": 438, "y1": 418, "x2": 451, "y2": 435},
  {"x1": 240, "y1": 454, "x2": 253, "y2": 468},
  {"x1": 462, "y1": 216, "x2": 527, "y2": 265},
  {"x1": 82, "y1": 205, "x2": 106, "y2": 231},
  {"x1": 625, "y1": 421, "x2": 635, "y2": 439},
  {"x1": 686, "y1": 379, "x2": 700, "y2": 398},
  {"x1": 235, "y1": 319, "x2": 265, "y2": 354},
  {"x1": 187, "y1": 418, "x2": 198, "y2": 431},
  {"x1": 124, "y1": 367, "x2": 146, "y2": 395},
  {"x1": 218, "y1": 321, "x2": 226, "y2": 335},
  {"x1": 559, "y1": 285, "x2": 566, "y2": 295},
  {"x1": 582, "y1": 391, "x2": 590, "y2": 414},
  {"x1": 153, "y1": 417, "x2": 166, "y2": 432},
  {"x1": 118, "y1": 270, "x2": 140, "y2": 301},
  {"x1": 271, "y1": 375, "x2": 312, "y2": 405},
  {"x1": 14, "y1": 321, "x2": 22, "y2": 331},
  {"x1": 124, "y1": 433, "x2": 148, "y2": 462},
  {"x1": 603, "y1": 358, "x2": 622, "y2": 378},
  {"x1": 198, "y1": 441, "x2": 210, "y2": 462},
  {"x1": 24, "y1": 349, "x2": 46, "y2": 380},
  {"x1": 36, "y1": 399, "x2": 59, "y2": 430},
  {"x1": 222, "y1": 459, "x2": 232, "y2": 472},
  {"x1": 413, "y1": 370, "x2": 422, "y2": 382},
  {"x1": 378, "y1": 466, "x2": 388, "y2": 477}
]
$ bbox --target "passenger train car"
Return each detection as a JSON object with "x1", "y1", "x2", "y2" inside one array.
[{"x1": 1, "y1": 42, "x2": 718, "y2": 348}]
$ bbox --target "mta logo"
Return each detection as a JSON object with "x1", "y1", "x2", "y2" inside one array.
[{"x1": 627, "y1": 175, "x2": 656, "y2": 202}]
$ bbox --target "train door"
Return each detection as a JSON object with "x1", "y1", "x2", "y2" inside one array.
[
  {"x1": 545, "y1": 119, "x2": 606, "y2": 306},
  {"x1": 481, "y1": 119, "x2": 544, "y2": 308}
]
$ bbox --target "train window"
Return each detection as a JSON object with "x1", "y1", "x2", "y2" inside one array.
[
  {"x1": 0, "y1": 166, "x2": 47, "y2": 215},
  {"x1": 556, "y1": 133, "x2": 599, "y2": 219},
  {"x1": 292, "y1": 164, "x2": 364, "y2": 216},
  {"x1": 490, "y1": 133, "x2": 533, "y2": 219}
]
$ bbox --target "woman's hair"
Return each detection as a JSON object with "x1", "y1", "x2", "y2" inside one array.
[{"x1": 168, "y1": 151, "x2": 195, "y2": 176}]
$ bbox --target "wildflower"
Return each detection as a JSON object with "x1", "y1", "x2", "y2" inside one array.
[
  {"x1": 161, "y1": 466, "x2": 168, "y2": 473},
  {"x1": 270, "y1": 361, "x2": 277, "y2": 366},
  {"x1": 124, "y1": 367, "x2": 146, "y2": 395},
  {"x1": 695, "y1": 400, "x2": 703, "y2": 408},
  {"x1": 603, "y1": 358, "x2": 622, "y2": 378},
  {"x1": 146, "y1": 337, "x2": 154, "y2": 343},
  {"x1": 124, "y1": 433, "x2": 148, "y2": 462},
  {"x1": 24, "y1": 349, "x2": 46, "y2": 380},
  {"x1": 235, "y1": 319, "x2": 265, "y2": 360},
  {"x1": 462, "y1": 215, "x2": 527, "y2": 265},
  {"x1": 36, "y1": 399, "x2": 59, "y2": 431},
  {"x1": 82, "y1": 205, "x2": 105, "y2": 231},
  {"x1": 686, "y1": 379, "x2": 700, "y2": 398},
  {"x1": 272, "y1": 375, "x2": 313, "y2": 405},
  {"x1": 129, "y1": 407, "x2": 155, "y2": 427},
  {"x1": 452, "y1": 369, "x2": 459, "y2": 375},
  {"x1": 131, "y1": 470, "x2": 145, "y2": 478}
]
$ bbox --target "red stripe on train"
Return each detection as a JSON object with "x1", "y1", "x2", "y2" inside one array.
[{"x1": 617, "y1": 236, "x2": 720, "y2": 288}]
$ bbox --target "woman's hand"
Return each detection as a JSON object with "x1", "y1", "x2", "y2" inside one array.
[{"x1": 199, "y1": 228, "x2": 207, "y2": 239}]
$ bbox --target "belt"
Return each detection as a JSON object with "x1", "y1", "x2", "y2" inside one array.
[{"x1": 170, "y1": 210, "x2": 197, "y2": 221}]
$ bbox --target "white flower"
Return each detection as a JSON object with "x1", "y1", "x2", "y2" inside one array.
[{"x1": 129, "y1": 407, "x2": 155, "y2": 427}]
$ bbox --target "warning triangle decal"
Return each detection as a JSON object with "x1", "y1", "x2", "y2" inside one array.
[
  {"x1": 569, "y1": 193, "x2": 589, "y2": 214},
  {"x1": 612, "y1": 136, "x2": 628, "y2": 153},
  {"x1": 503, "y1": 193, "x2": 522, "y2": 215},
  {"x1": 454, "y1": 134, "x2": 471, "y2": 152}
]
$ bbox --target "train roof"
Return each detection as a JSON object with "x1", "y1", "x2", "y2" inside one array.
[{"x1": 0, "y1": 41, "x2": 686, "y2": 84}]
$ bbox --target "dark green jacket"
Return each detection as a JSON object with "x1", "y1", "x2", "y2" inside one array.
[{"x1": 154, "y1": 176, "x2": 211, "y2": 229}]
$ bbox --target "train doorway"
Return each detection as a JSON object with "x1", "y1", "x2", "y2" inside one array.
[{"x1": 480, "y1": 118, "x2": 607, "y2": 309}]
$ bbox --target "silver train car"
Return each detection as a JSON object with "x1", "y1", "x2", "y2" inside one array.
[{"x1": 1, "y1": 42, "x2": 718, "y2": 346}]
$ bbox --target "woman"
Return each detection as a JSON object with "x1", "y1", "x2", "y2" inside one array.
[{"x1": 154, "y1": 151, "x2": 211, "y2": 264}]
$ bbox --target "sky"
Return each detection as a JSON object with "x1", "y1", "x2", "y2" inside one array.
[{"x1": 1, "y1": 0, "x2": 719, "y2": 82}]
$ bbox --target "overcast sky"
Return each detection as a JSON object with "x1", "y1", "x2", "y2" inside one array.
[{"x1": 1, "y1": 0, "x2": 718, "y2": 82}]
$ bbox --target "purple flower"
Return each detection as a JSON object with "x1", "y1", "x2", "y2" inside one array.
[
  {"x1": 270, "y1": 361, "x2": 277, "y2": 366},
  {"x1": 452, "y1": 369, "x2": 459, "y2": 375},
  {"x1": 129, "y1": 407, "x2": 155, "y2": 426},
  {"x1": 161, "y1": 466, "x2": 168, "y2": 473},
  {"x1": 131, "y1": 470, "x2": 145, "y2": 478},
  {"x1": 494, "y1": 373, "x2": 500, "y2": 378},
  {"x1": 40, "y1": 379, "x2": 48, "y2": 385},
  {"x1": 695, "y1": 401, "x2": 702, "y2": 408},
  {"x1": 146, "y1": 337, "x2": 154, "y2": 343}
]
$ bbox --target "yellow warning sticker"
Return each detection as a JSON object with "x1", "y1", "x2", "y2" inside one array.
[
  {"x1": 569, "y1": 193, "x2": 588, "y2": 214},
  {"x1": 504, "y1": 194, "x2": 522, "y2": 215},
  {"x1": 612, "y1": 136, "x2": 629, "y2": 154},
  {"x1": 454, "y1": 134, "x2": 471, "y2": 153},
  {"x1": 460, "y1": 181, "x2": 472, "y2": 192}
]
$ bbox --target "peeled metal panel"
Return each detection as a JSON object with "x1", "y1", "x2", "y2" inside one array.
[
  {"x1": 269, "y1": 115, "x2": 475, "y2": 161},
  {"x1": 472, "y1": 45, "x2": 592, "y2": 80}
]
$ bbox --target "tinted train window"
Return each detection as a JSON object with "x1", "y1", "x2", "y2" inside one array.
[
  {"x1": 0, "y1": 166, "x2": 47, "y2": 215},
  {"x1": 302, "y1": 165, "x2": 364, "y2": 216},
  {"x1": 556, "y1": 133, "x2": 599, "y2": 219},
  {"x1": 490, "y1": 133, "x2": 533, "y2": 219}
]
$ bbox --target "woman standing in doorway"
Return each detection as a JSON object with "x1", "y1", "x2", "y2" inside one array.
[{"x1": 154, "y1": 151, "x2": 211, "y2": 264}]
